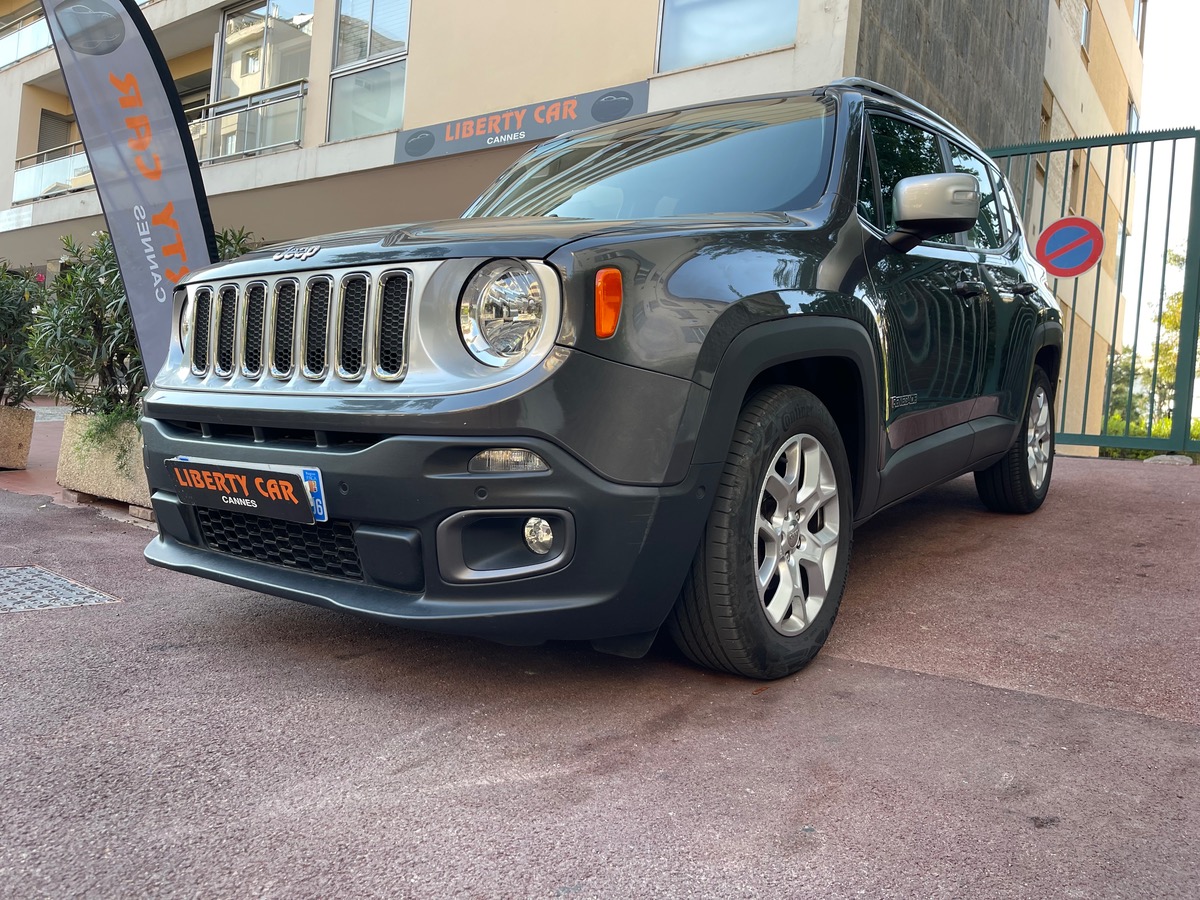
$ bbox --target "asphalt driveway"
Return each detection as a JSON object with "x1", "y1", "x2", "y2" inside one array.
[{"x1": 0, "y1": 456, "x2": 1197, "y2": 898}]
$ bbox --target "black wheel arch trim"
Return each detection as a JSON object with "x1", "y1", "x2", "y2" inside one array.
[
  {"x1": 1033, "y1": 320, "x2": 1065, "y2": 387},
  {"x1": 686, "y1": 316, "x2": 883, "y2": 519}
]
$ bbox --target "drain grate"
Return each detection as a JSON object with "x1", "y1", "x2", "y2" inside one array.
[{"x1": 0, "y1": 566, "x2": 122, "y2": 612}]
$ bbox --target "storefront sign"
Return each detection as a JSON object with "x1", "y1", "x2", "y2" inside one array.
[
  {"x1": 394, "y1": 82, "x2": 650, "y2": 165},
  {"x1": 40, "y1": 0, "x2": 217, "y2": 379}
]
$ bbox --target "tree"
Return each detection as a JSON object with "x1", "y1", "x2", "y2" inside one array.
[{"x1": 1105, "y1": 249, "x2": 1192, "y2": 444}]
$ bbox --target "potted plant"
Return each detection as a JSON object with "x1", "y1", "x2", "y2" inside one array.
[
  {"x1": 0, "y1": 266, "x2": 40, "y2": 469},
  {"x1": 30, "y1": 228, "x2": 257, "y2": 508},
  {"x1": 30, "y1": 232, "x2": 150, "y2": 506}
]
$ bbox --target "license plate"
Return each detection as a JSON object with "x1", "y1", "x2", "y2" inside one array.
[{"x1": 166, "y1": 457, "x2": 328, "y2": 524}]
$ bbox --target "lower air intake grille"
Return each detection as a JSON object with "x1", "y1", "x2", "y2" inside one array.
[{"x1": 196, "y1": 507, "x2": 363, "y2": 581}]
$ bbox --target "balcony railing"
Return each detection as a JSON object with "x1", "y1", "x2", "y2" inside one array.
[
  {"x1": 189, "y1": 80, "x2": 308, "y2": 164},
  {"x1": 0, "y1": 10, "x2": 50, "y2": 70},
  {"x1": 12, "y1": 142, "x2": 92, "y2": 204},
  {"x1": 11, "y1": 80, "x2": 308, "y2": 205}
]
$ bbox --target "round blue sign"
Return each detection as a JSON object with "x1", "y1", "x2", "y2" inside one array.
[{"x1": 1035, "y1": 217, "x2": 1105, "y2": 278}]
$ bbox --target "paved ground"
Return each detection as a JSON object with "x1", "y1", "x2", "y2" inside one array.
[{"x1": 0, "y1": 438, "x2": 1197, "y2": 898}]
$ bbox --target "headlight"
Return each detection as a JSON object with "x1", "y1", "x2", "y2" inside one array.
[{"x1": 458, "y1": 259, "x2": 545, "y2": 367}]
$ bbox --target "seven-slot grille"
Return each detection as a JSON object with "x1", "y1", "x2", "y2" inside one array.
[{"x1": 189, "y1": 270, "x2": 411, "y2": 384}]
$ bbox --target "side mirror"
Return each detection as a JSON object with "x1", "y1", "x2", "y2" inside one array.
[{"x1": 886, "y1": 173, "x2": 980, "y2": 253}]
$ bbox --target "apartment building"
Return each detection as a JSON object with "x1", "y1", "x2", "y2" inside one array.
[
  {"x1": 0, "y1": 0, "x2": 1070, "y2": 269},
  {"x1": 1005, "y1": 0, "x2": 1146, "y2": 444}
]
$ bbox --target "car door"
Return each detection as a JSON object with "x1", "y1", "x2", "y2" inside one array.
[
  {"x1": 859, "y1": 113, "x2": 986, "y2": 473},
  {"x1": 969, "y1": 165, "x2": 1046, "y2": 434}
]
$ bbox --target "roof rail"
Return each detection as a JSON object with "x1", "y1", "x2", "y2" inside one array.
[{"x1": 830, "y1": 77, "x2": 975, "y2": 145}]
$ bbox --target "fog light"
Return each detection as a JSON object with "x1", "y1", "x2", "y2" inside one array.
[
  {"x1": 469, "y1": 448, "x2": 549, "y2": 473},
  {"x1": 523, "y1": 517, "x2": 554, "y2": 555}
]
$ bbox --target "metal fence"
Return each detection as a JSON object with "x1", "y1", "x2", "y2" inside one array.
[{"x1": 990, "y1": 129, "x2": 1200, "y2": 455}]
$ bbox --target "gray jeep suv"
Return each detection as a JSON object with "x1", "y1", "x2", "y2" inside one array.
[{"x1": 142, "y1": 79, "x2": 1061, "y2": 679}]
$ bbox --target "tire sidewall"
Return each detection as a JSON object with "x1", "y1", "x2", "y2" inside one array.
[
  {"x1": 1024, "y1": 368, "x2": 1055, "y2": 504},
  {"x1": 716, "y1": 389, "x2": 854, "y2": 677}
]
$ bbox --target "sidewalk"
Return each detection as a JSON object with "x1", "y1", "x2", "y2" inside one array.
[
  {"x1": 0, "y1": 399, "x2": 68, "y2": 501},
  {"x1": 1, "y1": 441, "x2": 1197, "y2": 897}
]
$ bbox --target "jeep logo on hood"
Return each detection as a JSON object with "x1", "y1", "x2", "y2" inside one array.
[{"x1": 272, "y1": 245, "x2": 321, "y2": 262}]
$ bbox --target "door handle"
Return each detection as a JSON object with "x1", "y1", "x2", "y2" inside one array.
[
  {"x1": 1014, "y1": 281, "x2": 1039, "y2": 296},
  {"x1": 954, "y1": 280, "x2": 986, "y2": 298}
]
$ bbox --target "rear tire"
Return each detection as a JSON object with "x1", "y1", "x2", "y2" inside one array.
[
  {"x1": 668, "y1": 386, "x2": 853, "y2": 679},
  {"x1": 974, "y1": 366, "x2": 1055, "y2": 514}
]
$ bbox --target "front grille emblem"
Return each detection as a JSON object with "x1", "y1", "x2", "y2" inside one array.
[{"x1": 272, "y1": 245, "x2": 321, "y2": 262}]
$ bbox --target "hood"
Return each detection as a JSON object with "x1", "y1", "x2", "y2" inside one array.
[{"x1": 181, "y1": 213, "x2": 798, "y2": 283}]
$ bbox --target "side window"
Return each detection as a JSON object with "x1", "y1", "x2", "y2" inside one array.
[
  {"x1": 858, "y1": 130, "x2": 880, "y2": 227},
  {"x1": 868, "y1": 114, "x2": 946, "y2": 231},
  {"x1": 996, "y1": 176, "x2": 1021, "y2": 243},
  {"x1": 950, "y1": 144, "x2": 1004, "y2": 249}
]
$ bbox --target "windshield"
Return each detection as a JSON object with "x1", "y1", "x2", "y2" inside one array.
[{"x1": 465, "y1": 96, "x2": 835, "y2": 219}]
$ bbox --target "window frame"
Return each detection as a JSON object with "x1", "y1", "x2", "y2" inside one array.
[
  {"x1": 327, "y1": 0, "x2": 412, "y2": 142},
  {"x1": 863, "y1": 109, "x2": 954, "y2": 244},
  {"x1": 215, "y1": 0, "x2": 314, "y2": 103},
  {"x1": 1080, "y1": 0, "x2": 1092, "y2": 60},
  {"x1": 654, "y1": 0, "x2": 799, "y2": 74},
  {"x1": 863, "y1": 107, "x2": 1013, "y2": 253},
  {"x1": 949, "y1": 141, "x2": 1011, "y2": 252},
  {"x1": 857, "y1": 117, "x2": 884, "y2": 231},
  {"x1": 331, "y1": 0, "x2": 410, "y2": 72}
]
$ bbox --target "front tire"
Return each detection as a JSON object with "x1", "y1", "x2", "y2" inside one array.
[
  {"x1": 668, "y1": 386, "x2": 854, "y2": 679},
  {"x1": 974, "y1": 366, "x2": 1055, "y2": 514}
]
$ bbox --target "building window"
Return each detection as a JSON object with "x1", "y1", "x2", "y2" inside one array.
[
  {"x1": 1134, "y1": 0, "x2": 1147, "y2": 50},
  {"x1": 1040, "y1": 85, "x2": 1053, "y2": 142},
  {"x1": 1115, "y1": 216, "x2": 1126, "y2": 276},
  {"x1": 329, "y1": 0, "x2": 410, "y2": 141},
  {"x1": 1069, "y1": 150, "x2": 1085, "y2": 215},
  {"x1": 1080, "y1": 0, "x2": 1091, "y2": 57},
  {"x1": 657, "y1": 0, "x2": 799, "y2": 72},
  {"x1": 217, "y1": 0, "x2": 313, "y2": 100},
  {"x1": 1126, "y1": 98, "x2": 1140, "y2": 162}
]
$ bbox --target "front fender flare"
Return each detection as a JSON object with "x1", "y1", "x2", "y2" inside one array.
[{"x1": 688, "y1": 316, "x2": 884, "y2": 519}]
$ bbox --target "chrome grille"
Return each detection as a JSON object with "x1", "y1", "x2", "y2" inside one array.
[
  {"x1": 215, "y1": 286, "x2": 237, "y2": 376},
  {"x1": 191, "y1": 288, "x2": 212, "y2": 374},
  {"x1": 272, "y1": 280, "x2": 298, "y2": 376},
  {"x1": 242, "y1": 282, "x2": 266, "y2": 376},
  {"x1": 338, "y1": 275, "x2": 368, "y2": 379},
  {"x1": 302, "y1": 277, "x2": 331, "y2": 378},
  {"x1": 376, "y1": 272, "x2": 410, "y2": 379},
  {"x1": 186, "y1": 269, "x2": 412, "y2": 386}
]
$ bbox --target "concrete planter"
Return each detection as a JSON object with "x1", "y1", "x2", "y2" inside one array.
[
  {"x1": 56, "y1": 413, "x2": 151, "y2": 508},
  {"x1": 0, "y1": 406, "x2": 36, "y2": 470}
]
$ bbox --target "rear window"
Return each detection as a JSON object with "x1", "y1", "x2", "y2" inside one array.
[{"x1": 465, "y1": 96, "x2": 836, "y2": 219}]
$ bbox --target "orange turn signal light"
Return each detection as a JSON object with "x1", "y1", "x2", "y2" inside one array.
[{"x1": 594, "y1": 267, "x2": 623, "y2": 339}]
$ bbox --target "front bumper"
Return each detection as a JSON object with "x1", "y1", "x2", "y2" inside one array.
[{"x1": 142, "y1": 416, "x2": 721, "y2": 644}]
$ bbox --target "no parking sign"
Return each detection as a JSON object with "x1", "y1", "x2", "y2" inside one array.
[{"x1": 1035, "y1": 216, "x2": 1105, "y2": 278}]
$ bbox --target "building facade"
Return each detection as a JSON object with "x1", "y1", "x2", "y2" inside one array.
[
  {"x1": 1000, "y1": 0, "x2": 1146, "y2": 446},
  {"x1": 0, "y1": 0, "x2": 1073, "y2": 270}
]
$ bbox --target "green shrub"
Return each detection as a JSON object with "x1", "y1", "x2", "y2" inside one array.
[
  {"x1": 29, "y1": 227, "x2": 260, "y2": 425},
  {"x1": 0, "y1": 266, "x2": 41, "y2": 408},
  {"x1": 31, "y1": 233, "x2": 142, "y2": 420}
]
